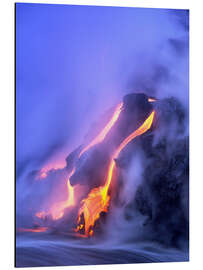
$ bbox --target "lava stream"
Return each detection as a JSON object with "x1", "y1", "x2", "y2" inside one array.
[
  {"x1": 36, "y1": 103, "x2": 123, "y2": 221},
  {"x1": 48, "y1": 171, "x2": 75, "y2": 220},
  {"x1": 76, "y1": 111, "x2": 155, "y2": 237},
  {"x1": 78, "y1": 102, "x2": 123, "y2": 158},
  {"x1": 36, "y1": 170, "x2": 75, "y2": 221}
]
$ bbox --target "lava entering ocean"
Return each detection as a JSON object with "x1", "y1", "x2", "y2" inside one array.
[
  {"x1": 17, "y1": 92, "x2": 189, "y2": 266},
  {"x1": 34, "y1": 97, "x2": 156, "y2": 237},
  {"x1": 76, "y1": 110, "x2": 155, "y2": 236},
  {"x1": 35, "y1": 102, "x2": 123, "y2": 222}
]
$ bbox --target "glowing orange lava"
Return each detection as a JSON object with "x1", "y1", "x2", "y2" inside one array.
[
  {"x1": 36, "y1": 102, "x2": 123, "y2": 222},
  {"x1": 38, "y1": 161, "x2": 66, "y2": 180},
  {"x1": 49, "y1": 174, "x2": 75, "y2": 220},
  {"x1": 76, "y1": 111, "x2": 155, "y2": 236},
  {"x1": 78, "y1": 102, "x2": 123, "y2": 158},
  {"x1": 36, "y1": 175, "x2": 75, "y2": 221},
  {"x1": 17, "y1": 227, "x2": 48, "y2": 233}
]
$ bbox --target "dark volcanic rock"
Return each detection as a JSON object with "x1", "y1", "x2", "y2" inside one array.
[
  {"x1": 64, "y1": 93, "x2": 189, "y2": 249},
  {"x1": 68, "y1": 93, "x2": 154, "y2": 188},
  {"x1": 123, "y1": 93, "x2": 151, "y2": 114},
  {"x1": 133, "y1": 97, "x2": 189, "y2": 249}
]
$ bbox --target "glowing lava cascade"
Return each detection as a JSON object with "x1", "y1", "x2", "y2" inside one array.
[
  {"x1": 78, "y1": 102, "x2": 123, "y2": 158},
  {"x1": 76, "y1": 111, "x2": 155, "y2": 236},
  {"x1": 36, "y1": 102, "x2": 123, "y2": 221},
  {"x1": 47, "y1": 177, "x2": 75, "y2": 220}
]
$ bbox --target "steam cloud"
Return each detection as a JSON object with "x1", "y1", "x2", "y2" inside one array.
[
  {"x1": 16, "y1": 4, "x2": 189, "y2": 266},
  {"x1": 16, "y1": 5, "x2": 189, "y2": 174}
]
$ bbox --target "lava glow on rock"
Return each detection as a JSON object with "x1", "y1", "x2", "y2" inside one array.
[
  {"x1": 36, "y1": 177, "x2": 76, "y2": 221},
  {"x1": 78, "y1": 102, "x2": 123, "y2": 158},
  {"x1": 35, "y1": 103, "x2": 124, "y2": 223},
  {"x1": 76, "y1": 111, "x2": 155, "y2": 236},
  {"x1": 34, "y1": 103, "x2": 155, "y2": 238}
]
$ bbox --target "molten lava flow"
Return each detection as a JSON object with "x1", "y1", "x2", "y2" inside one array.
[
  {"x1": 76, "y1": 111, "x2": 155, "y2": 236},
  {"x1": 78, "y1": 102, "x2": 123, "y2": 158},
  {"x1": 38, "y1": 161, "x2": 66, "y2": 180},
  {"x1": 36, "y1": 103, "x2": 123, "y2": 223},
  {"x1": 76, "y1": 185, "x2": 110, "y2": 236},
  {"x1": 49, "y1": 176, "x2": 75, "y2": 220},
  {"x1": 36, "y1": 171, "x2": 75, "y2": 220}
]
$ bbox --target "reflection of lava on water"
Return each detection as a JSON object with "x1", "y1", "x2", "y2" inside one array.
[{"x1": 17, "y1": 227, "x2": 48, "y2": 233}]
